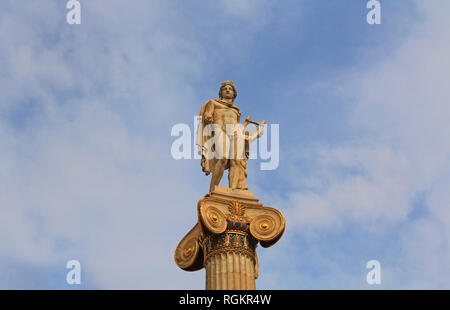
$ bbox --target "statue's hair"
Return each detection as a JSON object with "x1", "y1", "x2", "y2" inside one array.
[{"x1": 219, "y1": 81, "x2": 237, "y2": 100}]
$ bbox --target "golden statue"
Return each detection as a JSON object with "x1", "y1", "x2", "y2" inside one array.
[{"x1": 196, "y1": 81, "x2": 265, "y2": 192}]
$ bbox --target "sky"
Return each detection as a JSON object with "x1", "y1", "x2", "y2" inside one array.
[{"x1": 0, "y1": 0, "x2": 449, "y2": 289}]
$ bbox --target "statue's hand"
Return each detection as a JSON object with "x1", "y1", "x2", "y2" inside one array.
[
  {"x1": 205, "y1": 116, "x2": 213, "y2": 124},
  {"x1": 257, "y1": 124, "x2": 265, "y2": 138}
]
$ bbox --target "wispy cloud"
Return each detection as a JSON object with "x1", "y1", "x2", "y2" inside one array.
[
  {"x1": 279, "y1": 0, "x2": 450, "y2": 288},
  {"x1": 1, "y1": 0, "x2": 449, "y2": 290}
]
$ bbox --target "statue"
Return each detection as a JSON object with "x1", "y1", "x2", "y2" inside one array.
[{"x1": 196, "y1": 81, "x2": 265, "y2": 192}]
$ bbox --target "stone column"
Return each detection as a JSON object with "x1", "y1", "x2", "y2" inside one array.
[
  {"x1": 204, "y1": 232, "x2": 257, "y2": 290},
  {"x1": 175, "y1": 186, "x2": 285, "y2": 290}
]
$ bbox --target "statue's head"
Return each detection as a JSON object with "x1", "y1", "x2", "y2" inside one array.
[{"x1": 219, "y1": 81, "x2": 237, "y2": 101}]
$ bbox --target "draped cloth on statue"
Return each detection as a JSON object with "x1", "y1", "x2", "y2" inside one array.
[{"x1": 196, "y1": 99, "x2": 248, "y2": 177}]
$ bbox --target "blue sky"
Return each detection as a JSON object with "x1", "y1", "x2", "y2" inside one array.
[{"x1": 0, "y1": 0, "x2": 449, "y2": 289}]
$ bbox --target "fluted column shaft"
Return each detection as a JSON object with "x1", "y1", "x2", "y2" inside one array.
[{"x1": 203, "y1": 232, "x2": 257, "y2": 290}]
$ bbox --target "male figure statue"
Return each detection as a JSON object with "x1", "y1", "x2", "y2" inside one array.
[{"x1": 196, "y1": 81, "x2": 264, "y2": 192}]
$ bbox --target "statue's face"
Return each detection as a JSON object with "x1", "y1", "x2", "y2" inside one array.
[{"x1": 221, "y1": 84, "x2": 235, "y2": 99}]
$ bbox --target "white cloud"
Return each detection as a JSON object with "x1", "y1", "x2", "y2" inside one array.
[
  {"x1": 216, "y1": 0, "x2": 273, "y2": 26},
  {"x1": 284, "y1": 0, "x2": 450, "y2": 288},
  {"x1": 0, "y1": 0, "x2": 283, "y2": 289},
  {"x1": 0, "y1": 0, "x2": 211, "y2": 289}
]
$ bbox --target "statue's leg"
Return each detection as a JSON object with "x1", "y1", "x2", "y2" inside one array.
[
  {"x1": 210, "y1": 130, "x2": 233, "y2": 192},
  {"x1": 240, "y1": 159, "x2": 248, "y2": 190},
  {"x1": 229, "y1": 159, "x2": 247, "y2": 189},
  {"x1": 228, "y1": 159, "x2": 238, "y2": 189},
  {"x1": 229, "y1": 132, "x2": 247, "y2": 189},
  {"x1": 210, "y1": 159, "x2": 228, "y2": 192}
]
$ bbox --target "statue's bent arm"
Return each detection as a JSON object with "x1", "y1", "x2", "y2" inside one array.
[{"x1": 203, "y1": 100, "x2": 215, "y2": 123}]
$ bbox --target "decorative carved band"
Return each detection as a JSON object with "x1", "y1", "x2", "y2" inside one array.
[{"x1": 202, "y1": 232, "x2": 257, "y2": 264}]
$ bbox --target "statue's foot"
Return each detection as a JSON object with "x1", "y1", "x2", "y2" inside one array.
[{"x1": 230, "y1": 186, "x2": 249, "y2": 191}]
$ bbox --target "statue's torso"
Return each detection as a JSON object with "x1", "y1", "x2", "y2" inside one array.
[{"x1": 212, "y1": 100, "x2": 240, "y2": 130}]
